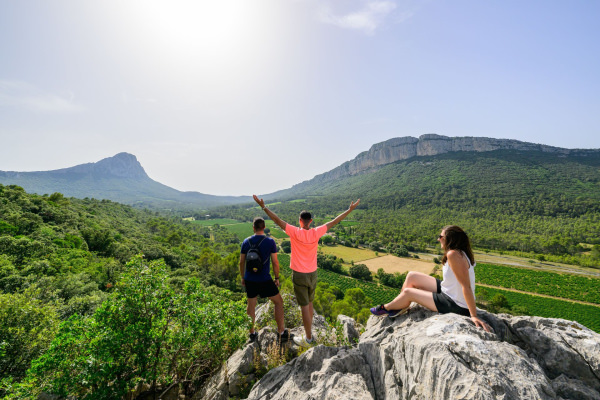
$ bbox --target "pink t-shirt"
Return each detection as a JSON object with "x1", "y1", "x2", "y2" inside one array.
[{"x1": 285, "y1": 223, "x2": 328, "y2": 273}]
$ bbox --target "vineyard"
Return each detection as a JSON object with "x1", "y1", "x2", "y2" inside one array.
[
  {"x1": 475, "y1": 287, "x2": 600, "y2": 333},
  {"x1": 276, "y1": 255, "x2": 600, "y2": 333},
  {"x1": 277, "y1": 254, "x2": 398, "y2": 304},
  {"x1": 476, "y1": 263, "x2": 600, "y2": 304}
]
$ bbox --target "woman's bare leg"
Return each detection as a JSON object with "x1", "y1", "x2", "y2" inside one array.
[{"x1": 384, "y1": 271, "x2": 438, "y2": 311}]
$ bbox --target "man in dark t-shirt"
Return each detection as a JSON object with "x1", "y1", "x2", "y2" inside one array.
[{"x1": 239, "y1": 217, "x2": 288, "y2": 343}]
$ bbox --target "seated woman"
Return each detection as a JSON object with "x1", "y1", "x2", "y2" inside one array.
[{"x1": 370, "y1": 225, "x2": 491, "y2": 332}]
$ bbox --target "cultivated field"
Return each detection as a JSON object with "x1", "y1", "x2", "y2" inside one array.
[
  {"x1": 361, "y1": 255, "x2": 435, "y2": 275},
  {"x1": 318, "y1": 245, "x2": 378, "y2": 262},
  {"x1": 319, "y1": 245, "x2": 435, "y2": 275}
]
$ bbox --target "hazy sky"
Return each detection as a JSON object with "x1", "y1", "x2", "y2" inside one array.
[{"x1": 1, "y1": 1, "x2": 599, "y2": 195}]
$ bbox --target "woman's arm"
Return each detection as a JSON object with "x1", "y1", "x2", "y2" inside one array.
[{"x1": 447, "y1": 251, "x2": 491, "y2": 332}]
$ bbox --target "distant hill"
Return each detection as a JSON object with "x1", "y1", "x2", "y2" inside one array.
[
  {"x1": 266, "y1": 134, "x2": 600, "y2": 199},
  {"x1": 0, "y1": 153, "x2": 249, "y2": 209}
]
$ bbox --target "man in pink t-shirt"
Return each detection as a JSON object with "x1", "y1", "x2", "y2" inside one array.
[{"x1": 253, "y1": 195, "x2": 360, "y2": 347}]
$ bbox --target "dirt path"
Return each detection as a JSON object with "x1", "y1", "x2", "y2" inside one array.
[{"x1": 477, "y1": 283, "x2": 600, "y2": 307}]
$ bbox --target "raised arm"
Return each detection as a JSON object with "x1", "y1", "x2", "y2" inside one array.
[
  {"x1": 447, "y1": 251, "x2": 491, "y2": 332},
  {"x1": 253, "y1": 195, "x2": 287, "y2": 230},
  {"x1": 325, "y1": 199, "x2": 360, "y2": 230}
]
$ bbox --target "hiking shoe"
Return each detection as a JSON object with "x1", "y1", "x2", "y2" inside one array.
[
  {"x1": 370, "y1": 304, "x2": 390, "y2": 316},
  {"x1": 293, "y1": 335, "x2": 316, "y2": 348},
  {"x1": 249, "y1": 332, "x2": 258, "y2": 343},
  {"x1": 278, "y1": 329, "x2": 291, "y2": 343}
]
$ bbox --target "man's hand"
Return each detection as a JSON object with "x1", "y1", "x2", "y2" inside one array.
[
  {"x1": 326, "y1": 199, "x2": 361, "y2": 230},
  {"x1": 348, "y1": 199, "x2": 360, "y2": 211},
  {"x1": 241, "y1": 278, "x2": 246, "y2": 287},
  {"x1": 253, "y1": 195, "x2": 265, "y2": 209}
]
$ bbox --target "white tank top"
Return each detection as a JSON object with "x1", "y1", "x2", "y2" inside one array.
[{"x1": 440, "y1": 251, "x2": 476, "y2": 309}]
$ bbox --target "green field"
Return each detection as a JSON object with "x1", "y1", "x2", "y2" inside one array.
[
  {"x1": 222, "y1": 221, "x2": 288, "y2": 240},
  {"x1": 318, "y1": 245, "x2": 378, "y2": 263},
  {"x1": 475, "y1": 287, "x2": 600, "y2": 333},
  {"x1": 476, "y1": 263, "x2": 600, "y2": 304},
  {"x1": 191, "y1": 218, "x2": 240, "y2": 226}
]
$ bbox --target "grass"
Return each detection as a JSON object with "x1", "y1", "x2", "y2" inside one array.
[{"x1": 318, "y1": 245, "x2": 379, "y2": 263}]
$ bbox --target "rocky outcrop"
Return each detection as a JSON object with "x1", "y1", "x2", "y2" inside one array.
[
  {"x1": 197, "y1": 300, "x2": 346, "y2": 400},
  {"x1": 244, "y1": 306, "x2": 600, "y2": 400},
  {"x1": 298, "y1": 134, "x2": 599, "y2": 185}
]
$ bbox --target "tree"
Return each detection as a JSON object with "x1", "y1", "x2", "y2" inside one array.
[
  {"x1": 349, "y1": 264, "x2": 372, "y2": 281},
  {"x1": 8, "y1": 256, "x2": 249, "y2": 399},
  {"x1": 0, "y1": 290, "x2": 59, "y2": 384},
  {"x1": 321, "y1": 235, "x2": 334, "y2": 245}
]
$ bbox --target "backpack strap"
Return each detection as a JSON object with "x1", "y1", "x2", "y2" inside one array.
[
  {"x1": 251, "y1": 236, "x2": 269, "y2": 265},
  {"x1": 249, "y1": 236, "x2": 267, "y2": 249}
]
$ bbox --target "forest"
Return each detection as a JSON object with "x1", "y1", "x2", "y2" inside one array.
[{"x1": 0, "y1": 184, "x2": 248, "y2": 398}]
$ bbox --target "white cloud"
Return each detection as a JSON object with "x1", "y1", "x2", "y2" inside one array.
[
  {"x1": 0, "y1": 80, "x2": 84, "y2": 113},
  {"x1": 318, "y1": 1, "x2": 398, "y2": 35}
]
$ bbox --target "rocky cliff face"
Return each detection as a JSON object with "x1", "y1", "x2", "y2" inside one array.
[
  {"x1": 301, "y1": 134, "x2": 596, "y2": 185},
  {"x1": 48, "y1": 152, "x2": 150, "y2": 180},
  {"x1": 211, "y1": 306, "x2": 600, "y2": 400}
]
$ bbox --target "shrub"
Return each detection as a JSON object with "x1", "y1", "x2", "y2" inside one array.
[
  {"x1": 0, "y1": 291, "x2": 59, "y2": 384},
  {"x1": 7, "y1": 255, "x2": 249, "y2": 399},
  {"x1": 348, "y1": 264, "x2": 372, "y2": 281}
]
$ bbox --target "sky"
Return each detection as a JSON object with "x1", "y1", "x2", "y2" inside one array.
[{"x1": 1, "y1": 0, "x2": 599, "y2": 196}]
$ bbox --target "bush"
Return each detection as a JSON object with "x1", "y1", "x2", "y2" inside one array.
[
  {"x1": 348, "y1": 264, "x2": 372, "y2": 281},
  {"x1": 0, "y1": 290, "x2": 59, "y2": 384},
  {"x1": 7, "y1": 255, "x2": 249, "y2": 399}
]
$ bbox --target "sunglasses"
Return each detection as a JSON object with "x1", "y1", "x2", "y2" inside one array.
[{"x1": 437, "y1": 235, "x2": 444, "y2": 239}]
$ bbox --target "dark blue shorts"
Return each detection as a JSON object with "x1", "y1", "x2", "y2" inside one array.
[
  {"x1": 245, "y1": 279, "x2": 279, "y2": 299},
  {"x1": 432, "y1": 278, "x2": 470, "y2": 317}
]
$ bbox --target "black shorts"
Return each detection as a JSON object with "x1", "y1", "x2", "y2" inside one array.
[
  {"x1": 245, "y1": 279, "x2": 279, "y2": 299},
  {"x1": 432, "y1": 278, "x2": 470, "y2": 317}
]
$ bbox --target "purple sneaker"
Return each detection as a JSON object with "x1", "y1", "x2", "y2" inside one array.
[{"x1": 370, "y1": 304, "x2": 389, "y2": 316}]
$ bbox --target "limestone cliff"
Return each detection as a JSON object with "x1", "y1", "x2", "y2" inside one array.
[{"x1": 298, "y1": 134, "x2": 597, "y2": 186}]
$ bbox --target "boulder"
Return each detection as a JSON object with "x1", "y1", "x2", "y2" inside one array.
[
  {"x1": 245, "y1": 305, "x2": 600, "y2": 400},
  {"x1": 337, "y1": 314, "x2": 361, "y2": 344}
]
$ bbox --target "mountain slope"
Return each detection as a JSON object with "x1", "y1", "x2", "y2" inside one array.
[
  {"x1": 0, "y1": 153, "x2": 249, "y2": 209},
  {"x1": 225, "y1": 142, "x2": 600, "y2": 266},
  {"x1": 267, "y1": 134, "x2": 599, "y2": 199}
]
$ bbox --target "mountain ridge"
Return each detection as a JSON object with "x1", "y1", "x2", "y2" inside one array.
[
  {"x1": 0, "y1": 152, "x2": 249, "y2": 209},
  {"x1": 272, "y1": 134, "x2": 600, "y2": 196}
]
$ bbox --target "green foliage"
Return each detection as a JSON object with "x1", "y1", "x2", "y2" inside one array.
[
  {"x1": 7, "y1": 256, "x2": 249, "y2": 399},
  {"x1": 321, "y1": 235, "x2": 334, "y2": 245},
  {"x1": 0, "y1": 291, "x2": 59, "y2": 384},
  {"x1": 376, "y1": 268, "x2": 406, "y2": 288},
  {"x1": 348, "y1": 264, "x2": 372, "y2": 281},
  {"x1": 317, "y1": 253, "x2": 343, "y2": 274}
]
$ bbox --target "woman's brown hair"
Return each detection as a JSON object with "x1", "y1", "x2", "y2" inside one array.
[{"x1": 440, "y1": 225, "x2": 475, "y2": 266}]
